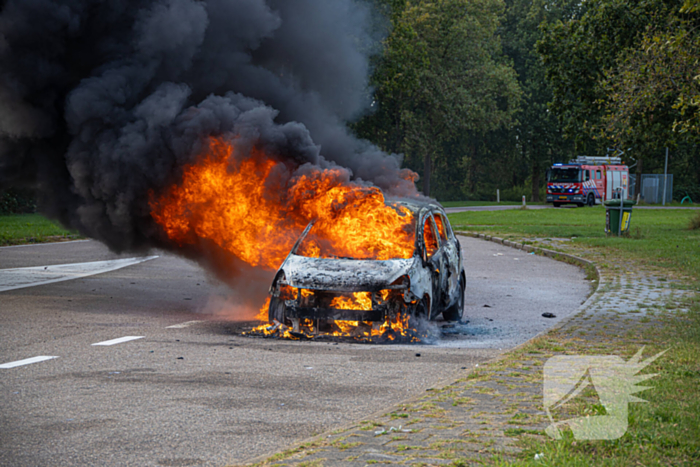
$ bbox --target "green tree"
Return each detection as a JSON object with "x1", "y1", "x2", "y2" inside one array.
[
  {"x1": 501, "y1": 0, "x2": 580, "y2": 201},
  {"x1": 356, "y1": 0, "x2": 521, "y2": 197},
  {"x1": 601, "y1": 4, "x2": 700, "y2": 190},
  {"x1": 537, "y1": 0, "x2": 691, "y2": 194},
  {"x1": 603, "y1": 29, "x2": 691, "y2": 149}
]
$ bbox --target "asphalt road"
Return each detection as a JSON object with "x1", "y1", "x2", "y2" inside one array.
[{"x1": 0, "y1": 237, "x2": 589, "y2": 466}]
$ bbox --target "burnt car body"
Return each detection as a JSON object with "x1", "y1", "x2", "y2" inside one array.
[{"x1": 267, "y1": 199, "x2": 465, "y2": 330}]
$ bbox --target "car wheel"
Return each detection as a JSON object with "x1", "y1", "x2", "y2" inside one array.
[
  {"x1": 407, "y1": 295, "x2": 430, "y2": 328},
  {"x1": 442, "y1": 275, "x2": 464, "y2": 322},
  {"x1": 553, "y1": 202, "x2": 562, "y2": 208},
  {"x1": 268, "y1": 296, "x2": 286, "y2": 324},
  {"x1": 587, "y1": 193, "x2": 595, "y2": 207}
]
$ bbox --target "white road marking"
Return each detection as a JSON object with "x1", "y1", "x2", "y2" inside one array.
[
  {"x1": 91, "y1": 336, "x2": 145, "y2": 346},
  {"x1": 166, "y1": 320, "x2": 204, "y2": 329},
  {"x1": 0, "y1": 256, "x2": 159, "y2": 292},
  {"x1": 0, "y1": 356, "x2": 58, "y2": 369}
]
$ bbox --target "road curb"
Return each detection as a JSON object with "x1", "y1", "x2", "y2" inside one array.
[{"x1": 460, "y1": 231, "x2": 597, "y2": 270}]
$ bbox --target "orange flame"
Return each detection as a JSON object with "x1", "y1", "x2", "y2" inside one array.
[
  {"x1": 150, "y1": 137, "x2": 415, "y2": 271},
  {"x1": 150, "y1": 136, "x2": 422, "y2": 342},
  {"x1": 300, "y1": 289, "x2": 313, "y2": 298},
  {"x1": 255, "y1": 297, "x2": 271, "y2": 321},
  {"x1": 329, "y1": 292, "x2": 372, "y2": 311}
]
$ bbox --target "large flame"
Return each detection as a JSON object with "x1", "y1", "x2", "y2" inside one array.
[
  {"x1": 150, "y1": 137, "x2": 415, "y2": 270},
  {"x1": 150, "y1": 136, "x2": 421, "y2": 343}
]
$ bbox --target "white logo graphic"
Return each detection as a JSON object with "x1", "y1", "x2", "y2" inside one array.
[{"x1": 543, "y1": 347, "x2": 667, "y2": 440}]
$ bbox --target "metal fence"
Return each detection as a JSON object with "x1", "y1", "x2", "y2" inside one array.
[{"x1": 629, "y1": 174, "x2": 674, "y2": 203}]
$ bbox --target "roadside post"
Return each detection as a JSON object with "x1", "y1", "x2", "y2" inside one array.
[{"x1": 662, "y1": 147, "x2": 669, "y2": 206}]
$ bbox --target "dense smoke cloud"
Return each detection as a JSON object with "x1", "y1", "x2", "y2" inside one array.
[{"x1": 0, "y1": 0, "x2": 415, "y2": 260}]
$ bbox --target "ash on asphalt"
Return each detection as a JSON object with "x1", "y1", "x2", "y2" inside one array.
[{"x1": 224, "y1": 318, "x2": 502, "y2": 346}]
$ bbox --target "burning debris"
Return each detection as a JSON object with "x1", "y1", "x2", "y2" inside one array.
[{"x1": 245, "y1": 300, "x2": 426, "y2": 344}]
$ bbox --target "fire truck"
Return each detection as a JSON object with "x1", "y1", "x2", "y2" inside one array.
[{"x1": 546, "y1": 156, "x2": 629, "y2": 207}]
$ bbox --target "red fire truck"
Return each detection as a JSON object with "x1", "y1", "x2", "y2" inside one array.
[{"x1": 546, "y1": 156, "x2": 629, "y2": 207}]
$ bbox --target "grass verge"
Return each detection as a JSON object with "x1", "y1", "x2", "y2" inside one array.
[
  {"x1": 447, "y1": 207, "x2": 699, "y2": 466},
  {"x1": 0, "y1": 213, "x2": 81, "y2": 246},
  {"x1": 483, "y1": 298, "x2": 700, "y2": 467},
  {"x1": 448, "y1": 207, "x2": 700, "y2": 280}
]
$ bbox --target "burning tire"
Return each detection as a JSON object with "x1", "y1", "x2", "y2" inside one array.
[
  {"x1": 413, "y1": 295, "x2": 429, "y2": 320},
  {"x1": 442, "y1": 275, "x2": 465, "y2": 322},
  {"x1": 397, "y1": 295, "x2": 429, "y2": 337},
  {"x1": 268, "y1": 296, "x2": 286, "y2": 325}
]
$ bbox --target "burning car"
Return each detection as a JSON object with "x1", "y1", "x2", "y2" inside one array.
[{"x1": 266, "y1": 199, "x2": 465, "y2": 339}]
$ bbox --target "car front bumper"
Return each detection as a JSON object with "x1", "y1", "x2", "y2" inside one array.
[
  {"x1": 285, "y1": 304, "x2": 386, "y2": 322},
  {"x1": 547, "y1": 194, "x2": 584, "y2": 203}
]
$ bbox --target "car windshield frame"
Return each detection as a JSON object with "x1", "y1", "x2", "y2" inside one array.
[{"x1": 292, "y1": 206, "x2": 418, "y2": 261}]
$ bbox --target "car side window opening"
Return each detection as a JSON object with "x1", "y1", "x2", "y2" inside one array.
[
  {"x1": 596, "y1": 170, "x2": 601, "y2": 180},
  {"x1": 423, "y1": 216, "x2": 440, "y2": 259},
  {"x1": 433, "y1": 213, "x2": 449, "y2": 242},
  {"x1": 585, "y1": 170, "x2": 591, "y2": 181}
]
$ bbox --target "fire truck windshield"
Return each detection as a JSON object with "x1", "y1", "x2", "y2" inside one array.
[{"x1": 549, "y1": 167, "x2": 580, "y2": 183}]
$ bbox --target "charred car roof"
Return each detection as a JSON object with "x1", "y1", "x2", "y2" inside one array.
[{"x1": 388, "y1": 197, "x2": 445, "y2": 214}]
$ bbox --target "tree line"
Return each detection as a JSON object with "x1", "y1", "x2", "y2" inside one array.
[{"x1": 354, "y1": 0, "x2": 700, "y2": 201}]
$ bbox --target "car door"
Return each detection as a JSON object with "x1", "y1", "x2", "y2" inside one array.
[
  {"x1": 422, "y1": 213, "x2": 448, "y2": 319},
  {"x1": 433, "y1": 210, "x2": 460, "y2": 306}
]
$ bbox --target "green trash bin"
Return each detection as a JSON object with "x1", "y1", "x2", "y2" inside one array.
[{"x1": 604, "y1": 199, "x2": 635, "y2": 236}]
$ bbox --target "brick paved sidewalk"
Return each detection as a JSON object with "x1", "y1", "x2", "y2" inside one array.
[{"x1": 239, "y1": 235, "x2": 694, "y2": 467}]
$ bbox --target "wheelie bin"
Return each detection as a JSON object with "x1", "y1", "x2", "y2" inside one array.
[{"x1": 604, "y1": 199, "x2": 635, "y2": 236}]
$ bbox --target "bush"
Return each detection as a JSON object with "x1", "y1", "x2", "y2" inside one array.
[
  {"x1": 673, "y1": 185, "x2": 700, "y2": 203},
  {"x1": 690, "y1": 211, "x2": 700, "y2": 230},
  {"x1": 0, "y1": 188, "x2": 37, "y2": 215}
]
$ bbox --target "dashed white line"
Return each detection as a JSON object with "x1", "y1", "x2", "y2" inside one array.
[
  {"x1": 91, "y1": 336, "x2": 145, "y2": 346},
  {"x1": 0, "y1": 356, "x2": 59, "y2": 369},
  {"x1": 166, "y1": 320, "x2": 204, "y2": 329}
]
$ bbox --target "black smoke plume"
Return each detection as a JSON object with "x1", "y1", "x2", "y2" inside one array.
[{"x1": 0, "y1": 0, "x2": 417, "y2": 271}]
